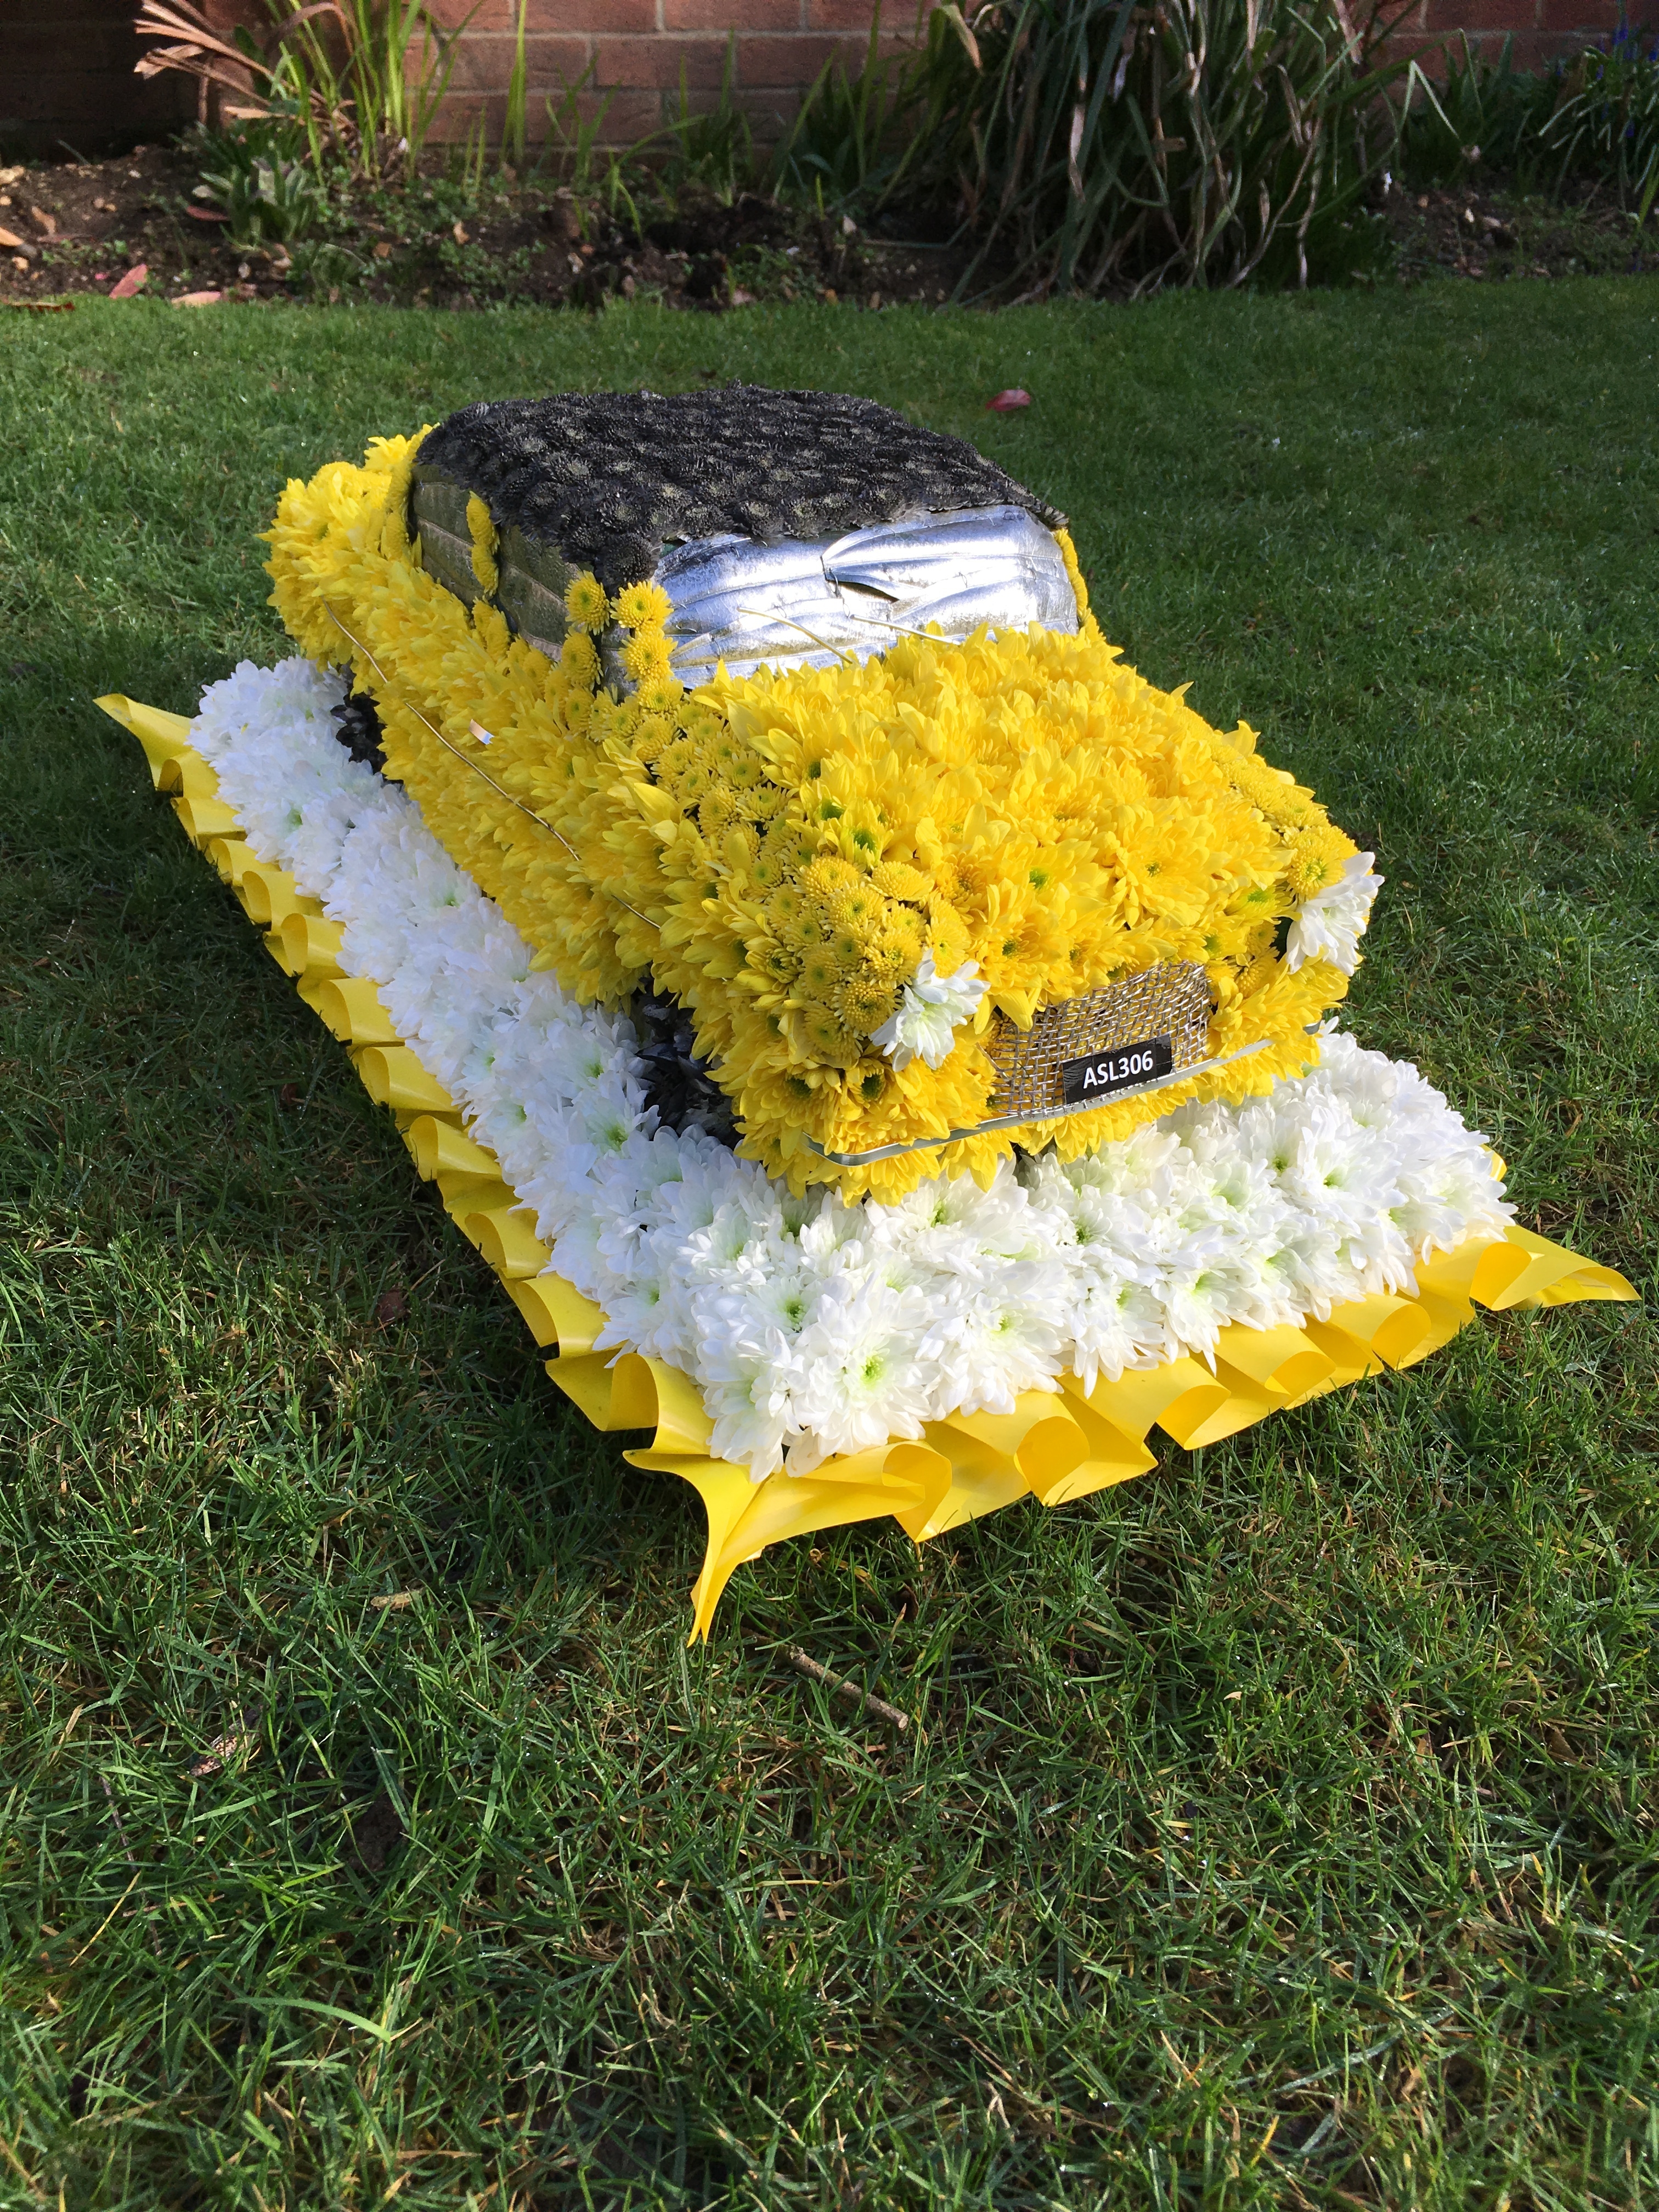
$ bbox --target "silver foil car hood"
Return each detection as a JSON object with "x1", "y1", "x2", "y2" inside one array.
[
  {"x1": 410, "y1": 476, "x2": 1080, "y2": 687},
  {"x1": 657, "y1": 505, "x2": 1080, "y2": 682}
]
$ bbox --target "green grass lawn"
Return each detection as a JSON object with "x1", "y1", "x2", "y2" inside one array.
[{"x1": 1, "y1": 284, "x2": 1655, "y2": 2211}]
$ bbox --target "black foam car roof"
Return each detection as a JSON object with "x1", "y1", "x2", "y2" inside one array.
[{"x1": 413, "y1": 385, "x2": 1065, "y2": 592}]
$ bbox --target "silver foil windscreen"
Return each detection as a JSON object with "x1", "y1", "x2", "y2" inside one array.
[
  {"x1": 410, "y1": 476, "x2": 1081, "y2": 687},
  {"x1": 656, "y1": 506, "x2": 1080, "y2": 681}
]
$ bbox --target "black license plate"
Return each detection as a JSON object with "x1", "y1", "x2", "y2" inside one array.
[{"x1": 1061, "y1": 1034, "x2": 1175, "y2": 1105}]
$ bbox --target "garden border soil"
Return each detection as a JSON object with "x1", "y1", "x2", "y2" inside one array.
[{"x1": 2, "y1": 144, "x2": 1652, "y2": 316}]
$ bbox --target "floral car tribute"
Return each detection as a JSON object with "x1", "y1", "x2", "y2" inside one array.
[{"x1": 100, "y1": 388, "x2": 1633, "y2": 1634}]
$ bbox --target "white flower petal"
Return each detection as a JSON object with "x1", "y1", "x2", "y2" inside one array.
[
  {"x1": 1286, "y1": 851, "x2": 1383, "y2": 974},
  {"x1": 871, "y1": 951, "x2": 987, "y2": 1070}
]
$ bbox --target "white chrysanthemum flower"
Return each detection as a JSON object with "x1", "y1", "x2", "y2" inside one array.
[
  {"x1": 595, "y1": 1260, "x2": 676, "y2": 1361},
  {"x1": 796, "y1": 1194, "x2": 867, "y2": 1266},
  {"x1": 702, "y1": 1329, "x2": 802, "y2": 1479},
  {"x1": 870, "y1": 951, "x2": 987, "y2": 1071},
  {"x1": 1257, "y1": 1222, "x2": 1361, "y2": 1325},
  {"x1": 1392, "y1": 1142, "x2": 1512, "y2": 1261},
  {"x1": 927, "y1": 1293, "x2": 1065, "y2": 1417},
  {"x1": 738, "y1": 1264, "x2": 818, "y2": 1341},
  {"x1": 872, "y1": 1157, "x2": 1047, "y2": 1284},
  {"x1": 787, "y1": 1270, "x2": 932, "y2": 1468},
  {"x1": 1158, "y1": 1254, "x2": 1273, "y2": 1363},
  {"x1": 1286, "y1": 851, "x2": 1383, "y2": 974},
  {"x1": 1048, "y1": 1178, "x2": 1162, "y2": 1287},
  {"x1": 1057, "y1": 1120, "x2": 1184, "y2": 1204},
  {"x1": 680, "y1": 1197, "x2": 779, "y2": 1282},
  {"x1": 1065, "y1": 1273, "x2": 1171, "y2": 1392}
]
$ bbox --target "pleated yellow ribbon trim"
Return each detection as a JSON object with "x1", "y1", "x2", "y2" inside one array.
[{"x1": 101, "y1": 692, "x2": 1639, "y2": 1641}]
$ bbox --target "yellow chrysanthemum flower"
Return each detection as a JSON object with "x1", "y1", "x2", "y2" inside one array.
[
  {"x1": 622, "y1": 629, "x2": 675, "y2": 685},
  {"x1": 636, "y1": 673, "x2": 686, "y2": 716},
  {"x1": 591, "y1": 693, "x2": 637, "y2": 746},
  {"x1": 613, "y1": 580, "x2": 673, "y2": 633},
  {"x1": 777, "y1": 907, "x2": 826, "y2": 953},
  {"x1": 800, "y1": 855, "x2": 864, "y2": 907},
  {"x1": 870, "y1": 859, "x2": 935, "y2": 904},
  {"x1": 761, "y1": 819, "x2": 821, "y2": 872},
  {"x1": 465, "y1": 493, "x2": 499, "y2": 595},
  {"x1": 794, "y1": 949, "x2": 842, "y2": 1002},
  {"x1": 1283, "y1": 825, "x2": 1356, "y2": 898},
  {"x1": 564, "y1": 572, "x2": 611, "y2": 631},
  {"x1": 797, "y1": 1005, "x2": 861, "y2": 1066},
  {"x1": 747, "y1": 848, "x2": 789, "y2": 893},
  {"x1": 752, "y1": 938, "x2": 802, "y2": 988},
  {"x1": 630, "y1": 714, "x2": 674, "y2": 765},
  {"x1": 559, "y1": 632, "x2": 600, "y2": 688},
  {"x1": 828, "y1": 884, "x2": 884, "y2": 935},
  {"x1": 836, "y1": 974, "x2": 898, "y2": 1036}
]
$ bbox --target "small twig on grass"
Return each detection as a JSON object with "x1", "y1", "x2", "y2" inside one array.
[{"x1": 786, "y1": 1646, "x2": 910, "y2": 1733}]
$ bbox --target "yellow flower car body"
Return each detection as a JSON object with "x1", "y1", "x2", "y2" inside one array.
[{"x1": 268, "y1": 410, "x2": 1358, "y2": 1203}]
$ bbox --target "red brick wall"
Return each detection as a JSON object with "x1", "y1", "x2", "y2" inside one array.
[
  {"x1": 425, "y1": 0, "x2": 909, "y2": 153},
  {"x1": 4, "y1": 0, "x2": 1640, "y2": 159},
  {"x1": 363, "y1": 0, "x2": 1652, "y2": 149},
  {"x1": 1396, "y1": 0, "x2": 1629, "y2": 73}
]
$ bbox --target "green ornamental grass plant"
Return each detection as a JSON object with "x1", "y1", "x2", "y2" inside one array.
[
  {"x1": 1545, "y1": 18, "x2": 1659, "y2": 225},
  {"x1": 836, "y1": 0, "x2": 1414, "y2": 297},
  {"x1": 1396, "y1": 35, "x2": 1566, "y2": 191},
  {"x1": 0, "y1": 283, "x2": 1655, "y2": 2208}
]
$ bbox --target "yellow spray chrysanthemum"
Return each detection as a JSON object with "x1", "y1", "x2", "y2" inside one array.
[
  {"x1": 636, "y1": 673, "x2": 686, "y2": 716},
  {"x1": 558, "y1": 632, "x2": 600, "y2": 690},
  {"x1": 564, "y1": 572, "x2": 610, "y2": 631},
  {"x1": 1283, "y1": 825, "x2": 1353, "y2": 898},
  {"x1": 621, "y1": 629, "x2": 675, "y2": 685},
  {"x1": 630, "y1": 714, "x2": 675, "y2": 765},
  {"x1": 613, "y1": 579, "x2": 673, "y2": 632},
  {"x1": 836, "y1": 974, "x2": 899, "y2": 1035},
  {"x1": 465, "y1": 493, "x2": 499, "y2": 595}
]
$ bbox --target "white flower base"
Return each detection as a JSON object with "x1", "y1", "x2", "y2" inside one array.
[{"x1": 190, "y1": 660, "x2": 1516, "y2": 1481}]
